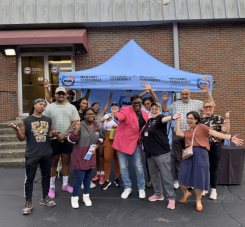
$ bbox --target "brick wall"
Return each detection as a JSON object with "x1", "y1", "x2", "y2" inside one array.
[
  {"x1": 178, "y1": 22, "x2": 245, "y2": 143},
  {"x1": 0, "y1": 51, "x2": 18, "y2": 122}
]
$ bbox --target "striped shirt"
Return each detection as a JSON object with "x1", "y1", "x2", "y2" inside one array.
[
  {"x1": 43, "y1": 102, "x2": 80, "y2": 138},
  {"x1": 167, "y1": 99, "x2": 203, "y2": 132}
]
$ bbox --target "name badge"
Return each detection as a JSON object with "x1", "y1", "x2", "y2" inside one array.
[{"x1": 144, "y1": 132, "x2": 148, "y2": 137}]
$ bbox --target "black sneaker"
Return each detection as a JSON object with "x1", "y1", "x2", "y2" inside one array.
[
  {"x1": 22, "y1": 201, "x2": 33, "y2": 215},
  {"x1": 101, "y1": 180, "x2": 111, "y2": 190},
  {"x1": 114, "y1": 178, "x2": 122, "y2": 187}
]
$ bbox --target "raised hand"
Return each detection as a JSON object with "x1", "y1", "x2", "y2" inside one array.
[
  {"x1": 75, "y1": 118, "x2": 81, "y2": 130},
  {"x1": 225, "y1": 111, "x2": 230, "y2": 119},
  {"x1": 231, "y1": 134, "x2": 244, "y2": 146},
  {"x1": 8, "y1": 123, "x2": 20, "y2": 131},
  {"x1": 200, "y1": 83, "x2": 210, "y2": 93},
  {"x1": 162, "y1": 91, "x2": 170, "y2": 101},
  {"x1": 142, "y1": 82, "x2": 152, "y2": 91},
  {"x1": 110, "y1": 90, "x2": 114, "y2": 96},
  {"x1": 172, "y1": 114, "x2": 182, "y2": 120},
  {"x1": 44, "y1": 79, "x2": 50, "y2": 88}
]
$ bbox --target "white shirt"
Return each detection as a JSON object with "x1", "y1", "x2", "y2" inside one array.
[
  {"x1": 100, "y1": 113, "x2": 118, "y2": 131},
  {"x1": 167, "y1": 99, "x2": 203, "y2": 132}
]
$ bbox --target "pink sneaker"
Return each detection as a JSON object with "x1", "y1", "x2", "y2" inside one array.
[
  {"x1": 92, "y1": 173, "x2": 101, "y2": 181},
  {"x1": 99, "y1": 174, "x2": 105, "y2": 185},
  {"x1": 167, "y1": 199, "x2": 175, "y2": 210},
  {"x1": 48, "y1": 188, "x2": 55, "y2": 199},
  {"x1": 148, "y1": 194, "x2": 164, "y2": 201},
  {"x1": 62, "y1": 184, "x2": 73, "y2": 193}
]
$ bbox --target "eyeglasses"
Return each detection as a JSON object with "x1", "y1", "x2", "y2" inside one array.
[
  {"x1": 181, "y1": 93, "x2": 189, "y2": 96},
  {"x1": 187, "y1": 117, "x2": 195, "y2": 120},
  {"x1": 204, "y1": 106, "x2": 213, "y2": 110},
  {"x1": 144, "y1": 103, "x2": 151, "y2": 106},
  {"x1": 86, "y1": 113, "x2": 95, "y2": 116},
  {"x1": 132, "y1": 102, "x2": 142, "y2": 105},
  {"x1": 56, "y1": 92, "x2": 66, "y2": 96}
]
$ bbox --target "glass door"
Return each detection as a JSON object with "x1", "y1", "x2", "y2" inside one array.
[
  {"x1": 21, "y1": 56, "x2": 45, "y2": 113},
  {"x1": 19, "y1": 52, "x2": 74, "y2": 115},
  {"x1": 48, "y1": 55, "x2": 73, "y2": 100}
]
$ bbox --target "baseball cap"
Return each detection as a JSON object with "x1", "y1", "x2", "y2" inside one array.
[
  {"x1": 151, "y1": 102, "x2": 161, "y2": 109},
  {"x1": 111, "y1": 102, "x2": 119, "y2": 107},
  {"x1": 66, "y1": 90, "x2": 75, "y2": 96},
  {"x1": 55, "y1": 87, "x2": 66, "y2": 93}
]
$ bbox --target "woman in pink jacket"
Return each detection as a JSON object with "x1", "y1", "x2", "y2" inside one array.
[{"x1": 113, "y1": 95, "x2": 149, "y2": 199}]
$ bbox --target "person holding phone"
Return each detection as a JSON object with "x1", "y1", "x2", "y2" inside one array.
[
  {"x1": 67, "y1": 108, "x2": 104, "y2": 208},
  {"x1": 100, "y1": 102, "x2": 121, "y2": 190},
  {"x1": 9, "y1": 99, "x2": 58, "y2": 215}
]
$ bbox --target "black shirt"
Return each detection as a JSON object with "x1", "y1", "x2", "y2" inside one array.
[
  {"x1": 79, "y1": 112, "x2": 84, "y2": 121},
  {"x1": 142, "y1": 114, "x2": 170, "y2": 157},
  {"x1": 22, "y1": 115, "x2": 53, "y2": 157},
  {"x1": 137, "y1": 112, "x2": 146, "y2": 132}
]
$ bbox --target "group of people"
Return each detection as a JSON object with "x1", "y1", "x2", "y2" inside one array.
[{"x1": 8, "y1": 82, "x2": 244, "y2": 215}]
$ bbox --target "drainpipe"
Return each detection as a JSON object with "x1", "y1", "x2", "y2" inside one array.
[{"x1": 173, "y1": 22, "x2": 180, "y2": 100}]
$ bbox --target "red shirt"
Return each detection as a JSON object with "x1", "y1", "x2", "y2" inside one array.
[{"x1": 183, "y1": 124, "x2": 210, "y2": 151}]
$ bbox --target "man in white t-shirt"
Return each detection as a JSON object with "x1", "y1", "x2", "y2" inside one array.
[{"x1": 161, "y1": 84, "x2": 215, "y2": 189}]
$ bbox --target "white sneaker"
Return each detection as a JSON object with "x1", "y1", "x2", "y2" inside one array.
[
  {"x1": 174, "y1": 180, "x2": 179, "y2": 189},
  {"x1": 139, "y1": 189, "x2": 146, "y2": 199},
  {"x1": 202, "y1": 190, "x2": 208, "y2": 196},
  {"x1": 209, "y1": 190, "x2": 217, "y2": 200},
  {"x1": 121, "y1": 188, "x2": 132, "y2": 199},
  {"x1": 81, "y1": 181, "x2": 97, "y2": 189},
  {"x1": 71, "y1": 196, "x2": 79, "y2": 208},
  {"x1": 83, "y1": 194, "x2": 92, "y2": 206}
]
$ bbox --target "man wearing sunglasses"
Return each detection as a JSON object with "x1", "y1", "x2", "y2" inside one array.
[
  {"x1": 43, "y1": 87, "x2": 80, "y2": 199},
  {"x1": 112, "y1": 95, "x2": 148, "y2": 199},
  {"x1": 161, "y1": 84, "x2": 215, "y2": 189}
]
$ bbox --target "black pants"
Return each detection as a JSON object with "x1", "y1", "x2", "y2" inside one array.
[
  {"x1": 172, "y1": 131, "x2": 185, "y2": 180},
  {"x1": 208, "y1": 142, "x2": 223, "y2": 189},
  {"x1": 24, "y1": 154, "x2": 52, "y2": 202}
]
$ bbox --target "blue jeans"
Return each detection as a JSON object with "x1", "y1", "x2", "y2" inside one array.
[
  {"x1": 72, "y1": 169, "x2": 92, "y2": 196},
  {"x1": 117, "y1": 145, "x2": 145, "y2": 190}
]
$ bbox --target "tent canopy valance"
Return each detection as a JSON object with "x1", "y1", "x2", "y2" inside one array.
[{"x1": 59, "y1": 40, "x2": 213, "y2": 93}]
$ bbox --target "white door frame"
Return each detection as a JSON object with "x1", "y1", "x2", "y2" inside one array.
[{"x1": 18, "y1": 51, "x2": 75, "y2": 116}]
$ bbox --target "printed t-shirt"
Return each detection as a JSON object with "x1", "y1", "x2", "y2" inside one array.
[
  {"x1": 142, "y1": 114, "x2": 170, "y2": 157},
  {"x1": 200, "y1": 114, "x2": 225, "y2": 144},
  {"x1": 22, "y1": 115, "x2": 53, "y2": 157},
  {"x1": 183, "y1": 124, "x2": 210, "y2": 151}
]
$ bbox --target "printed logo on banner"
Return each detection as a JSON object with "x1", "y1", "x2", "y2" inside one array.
[
  {"x1": 119, "y1": 95, "x2": 132, "y2": 108},
  {"x1": 197, "y1": 77, "x2": 210, "y2": 90},
  {"x1": 24, "y1": 67, "x2": 31, "y2": 75},
  {"x1": 51, "y1": 66, "x2": 59, "y2": 74},
  {"x1": 61, "y1": 75, "x2": 75, "y2": 87}
]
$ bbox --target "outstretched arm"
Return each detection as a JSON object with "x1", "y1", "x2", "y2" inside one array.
[
  {"x1": 209, "y1": 130, "x2": 243, "y2": 146},
  {"x1": 83, "y1": 89, "x2": 91, "y2": 100},
  {"x1": 44, "y1": 80, "x2": 53, "y2": 104},
  {"x1": 161, "y1": 114, "x2": 182, "y2": 124},
  {"x1": 200, "y1": 83, "x2": 215, "y2": 106},
  {"x1": 176, "y1": 118, "x2": 185, "y2": 138},
  {"x1": 8, "y1": 122, "x2": 26, "y2": 141},
  {"x1": 142, "y1": 83, "x2": 158, "y2": 102},
  {"x1": 102, "y1": 91, "x2": 113, "y2": 114}
]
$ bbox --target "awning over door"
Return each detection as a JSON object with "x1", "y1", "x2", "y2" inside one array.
[{"x1": 0, "y1": 29, "x2": 88, "y2": 51}]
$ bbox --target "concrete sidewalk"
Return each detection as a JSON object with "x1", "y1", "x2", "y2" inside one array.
[{"x1": 1, "y1": 156, "x2": 245, "y2": 227}]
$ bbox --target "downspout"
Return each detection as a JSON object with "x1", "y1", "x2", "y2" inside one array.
[{"x1": 173, "y1": 22, "x2": 180, "y2": 100}]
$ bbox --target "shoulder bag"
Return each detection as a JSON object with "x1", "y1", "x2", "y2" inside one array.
[{"x1": 182, "y1": 126, "x2": 198, "y2": 160}]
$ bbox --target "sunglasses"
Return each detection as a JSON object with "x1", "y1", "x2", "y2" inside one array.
[
  {"x1": 132, "y1": 102, "x2": 142, "y2": 105},
  {"x1": 111, "y1": 105, "x2": 118, "y2": 107},
  {"x1": 204, "y1": 106, "x2": 213, "y2": 110},
  {"x1": 56, "y1": 92, "x2": 66, "y2": 96}
]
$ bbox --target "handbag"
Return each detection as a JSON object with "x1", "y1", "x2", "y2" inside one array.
[{"x1": 182, "y1": 126, "x2": 198, "y2": 160}]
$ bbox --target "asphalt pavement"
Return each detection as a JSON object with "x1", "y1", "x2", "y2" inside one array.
[{"x1": 1, "y1": 155, "x2": 245, "y2": 227}]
